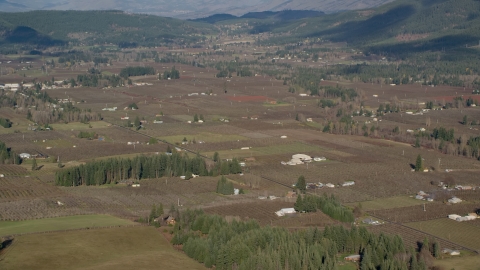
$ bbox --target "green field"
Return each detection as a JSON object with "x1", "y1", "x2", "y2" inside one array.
[
  {"x1": 0, "y1": 215, "x2": 135, "y2": 236},
  {"x1": 0, "y1": 226, "x2": 206, "y2": 270},
  {"x1": 203, "y1": 141, "x2": 323, "y2": 159},
  {"x1": 50, "y1": 121, "x2": 111, "y2": 130},
  {"x1": 347, "y1": 196, "x2": 430, "y2": 211},
  {"x1": 160, "y1": 132, "x2": 248, "y2": 144},
  {"x1": 405, "y1": 218, "x2": 480, "y2": 250},
  {"x1": 434, "y1": 254, "x2": 480, "y2": 270}
]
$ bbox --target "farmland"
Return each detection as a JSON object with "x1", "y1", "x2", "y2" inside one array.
[
  {"x1": 405, "y1": 218, "x2": 480, "y2": 250},
  {"x1": 1, "y1": 8, "x2": 480, "y2": 267},
  {"x1": 0, "y1": 226, "x2": 206, "y2": 270},
  {"x1": 0, "y1": 215, "x2": 135, "y2": 236}
]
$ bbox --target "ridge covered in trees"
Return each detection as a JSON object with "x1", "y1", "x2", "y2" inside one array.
[{"x1": 0, "y1": 10, "x2": 216, "y2": 50}]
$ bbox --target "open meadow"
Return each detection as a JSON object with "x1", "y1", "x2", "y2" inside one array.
[
  {"x1": 0, "y1": 214, "x2": 135, "y2": 236},
  {"x1": 0, "y1": 226, "x2": 206, "y2": 270}
]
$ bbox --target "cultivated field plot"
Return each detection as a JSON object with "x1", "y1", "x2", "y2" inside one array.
[
  {"x1": 346, "y1": 196, "x2": 430, "y2": 211},
  {"x1": 405, "y1": 218, "x2": 480, "y2": 251},
  {"x1": 0, "y1": 214, "x2": 134, "y2": 236},
  {"x1": 59, "y1": 177, "x2": 246, "y2": 217},
  {"x1": 0, "y1": 226, "x2": 206, "y2": 270},
  {"x1": 371, "y1": 203, "x2": 480, "y2": 223},
  {"x1": 368, "y1": 223, "x2": 460, "y2": 250},
  {"x1": 434, "y1": 255, "x2": 480, "y2": 270},
  {"x1": 0, "y1": 175, "x2": 64, "y2": 203},
  {"x1": 202, "y1": 141, "x2": 323, "y2": 160},
  {"x1": 203, "y1": 197, "x2": 338, "y2": 228}
]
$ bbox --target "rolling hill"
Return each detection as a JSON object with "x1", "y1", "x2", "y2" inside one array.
[
  {"x1": 0, "y1": 0, "x2": 396, "y2": 19},
  {"x1": 0, "y1": 10, "x2": 216, "y2": 49}
]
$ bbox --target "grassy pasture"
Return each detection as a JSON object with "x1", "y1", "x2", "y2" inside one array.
[
  {"x1": 50, "y1": 121, "x2": 111, "y2": 130},
  {"x1": 0, "y1": 215, "x2": 134, "y2": 236},
  {"x1": 203, "y1": 141, "x2": 323, "y2": 159},
  {"x1": 0, "y1": 226, "x2": 206, "y2": 270},
  {"x1": 405, "y1": 218, "x2": 480, "y2": 250},
  {"x1": 346, "y1": 196, "x2": 430, "y2": 211},
  {"x1": 434, "y1": 254, "x2": 480, "y2": 270}
]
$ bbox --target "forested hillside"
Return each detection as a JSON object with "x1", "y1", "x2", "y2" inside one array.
[
  {"x1": 260, "y1": 0, "x2": 480, "y2": 58},
  {"x1": 0, "y1": 10, "x2": 216, "y2": 49}
]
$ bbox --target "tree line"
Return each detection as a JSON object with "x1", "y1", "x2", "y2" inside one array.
[
  {"x1": 172, "y1": 210, "x2": 435, "y2": 269},
  {"x1": 55, "y1": 152, "x2": 244, "y2": 186},
  {"x1": 55, "y1": 152, "x2": 208, "y2": 186},
  {"x1": 119, "y1": 66, "x2": 155, "y2": 79},
  {"x1": 0, "y1": 140, "x2": 20, "y2": 165},
  {"x1": 295, "y1": 194, "x2": 355, "y2": 223}
]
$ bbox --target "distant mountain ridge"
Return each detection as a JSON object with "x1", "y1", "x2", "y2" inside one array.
[
  {"x1": 0, "y1": 0, "x2": 395, "y2": 19},
  {"x1": 192, "y1": 10, "x2": 325, "y2": 24}
]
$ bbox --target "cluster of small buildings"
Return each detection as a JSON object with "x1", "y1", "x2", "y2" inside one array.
[
  {"x1": 281, "y1": 154, "x2": 326, "y2": 166},
  {"x1": 362, "y1": 218, "x2": 382, "y2": 225},
  {"x1": 102, "y1": 106, "x2": 117, "y2": 111},
  {"x1": 304, "y1": 181, "x2": 355, "y2": 190},
  {"x1": 415, "y1": 191, "x2": 434, "y2": 202}
]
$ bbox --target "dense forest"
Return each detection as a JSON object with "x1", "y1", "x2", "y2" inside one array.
[{"x1": 172, "y1": 210, "x2": 437, "y2": 269}]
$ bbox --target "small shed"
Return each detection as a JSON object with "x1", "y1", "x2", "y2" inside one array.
[{"x1": 275, "y1": 208, "x2": 296, "y2": 217}]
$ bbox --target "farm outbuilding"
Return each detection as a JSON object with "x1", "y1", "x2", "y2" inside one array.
[
  {"x1": 442, "y1": 249, "x2": 460, "y2": 256},
  {"x1": 275, "y1": 208, "x2": 296, "y2": 217},
  {"x1": 19, "y1": 153, "x2": 31, "y2": 159},
  {"x1": 448, "y1": 197, "x2": 462, "y2": 204}
]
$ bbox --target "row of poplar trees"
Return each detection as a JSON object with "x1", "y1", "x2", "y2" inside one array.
[
  {"x1": 295, "y1": 194, "x2": 355, "y2": 223},
  {"x1": 173, "y1": 210, "x2": 429, "y2": 270},
  {"x1": 55, "y1": 152, "x2": 243, "y2": 186},
  {"x1": 55, "y1": 152, "x2": 207, "y2": 186}
]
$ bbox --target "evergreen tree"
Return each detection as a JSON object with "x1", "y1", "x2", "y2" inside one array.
[
  {"x1": 415, "y1": 154, "x2": 423, "y2": 172},
  {"x1": 31, "y1": 158, "x2": 37, "y2": 171},
  {"x1": 149, "y1": 204, "x2": 157, "y2": 223},
  {"x1": 194, "y1": 114, "x2": 199, "y2": 122},
  {"x1": 296, "y1": 175, "x2": 306, "y2": 194},
  {"x1": 134, "y1": 116, "x2": 141, "y2": 127},
  {"x1": 213, "y1": 152, "x2": 219, "y2": 162},
  {"x1": 415, "y1": 137, "x2": 420, "y2": 148},
  {"x1": 432, "y1": 240, "x2": 440, "y2": 258},
  {"x1": 294, "y1": 195, "x2": 304, "y2": 212},
  {"x1": 157, "y1": 203, "x2": 164, "y2": 217}
]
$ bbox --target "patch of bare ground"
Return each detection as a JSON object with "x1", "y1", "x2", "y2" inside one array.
[{"x1": 395, "y1": 33, "x2": 430, "y2": 42}]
